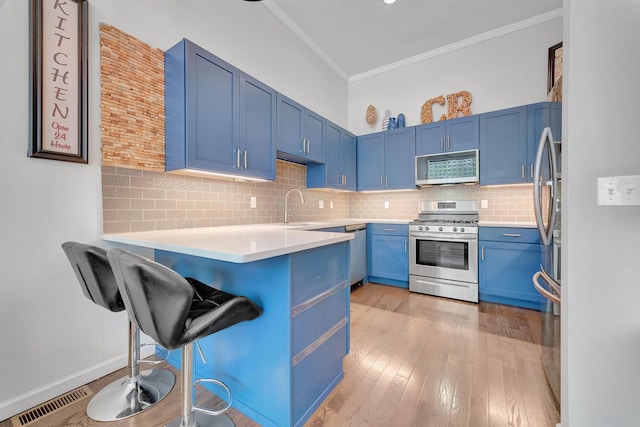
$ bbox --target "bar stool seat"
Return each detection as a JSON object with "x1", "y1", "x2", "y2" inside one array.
[
  {"x1": 107, "y1": 248, "x2": 262, "y2": 427},
  {"x1": 61, "y1": 242, "x2": 175, "y2": 421}
]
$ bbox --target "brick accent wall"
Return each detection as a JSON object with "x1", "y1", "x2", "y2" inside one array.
[{"x1": 100, "y1": 24, "x2": 165, "y2": 171}]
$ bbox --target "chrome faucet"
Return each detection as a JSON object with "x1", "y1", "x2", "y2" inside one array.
[{"x1": 284, "y1": 188, "x2": 304, "y2": 223}]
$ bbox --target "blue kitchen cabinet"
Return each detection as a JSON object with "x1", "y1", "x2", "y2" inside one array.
[
  {"x1": 478, "y1": 227, "x2": 546, "y2": 311},
  {"x1": 357, "y1": 127, "x2": 416, "y2": 191},
  {"x1": 165, "y1": 39, "x2": 276, "y2": 180},
  {"x1": 479, "y1": 105, "x2": 528, "y2": 185},
  {"x1": 276, "y1": 94, "x2": 325, "y2": 164},
  {"x1": 307, "y1": 122, "x2": 356, "y2": 190},
  {"x1": 367, "y1": 223, "x2": 409, "y2": 288},
  {"x1": 480, "y1": 102, "x2": 562, "y2": 185},
  {"x1": 416, "y1": 115, "x2": 479, "y2": 155}
]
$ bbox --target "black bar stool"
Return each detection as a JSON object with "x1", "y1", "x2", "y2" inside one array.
[
  {"x1": 107, "y1": 248, "x2": 262, "y2": 427},
  {"x1": 61, "y1": 242, "x2": 175, "y2": 421}
]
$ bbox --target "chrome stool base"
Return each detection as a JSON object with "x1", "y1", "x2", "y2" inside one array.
[
  {"x1": 166, "y1": 412, "x2": 234, "y2": 427},
  {"x1": 87, "y1": 368, "x2": 175, "y2": 421}
]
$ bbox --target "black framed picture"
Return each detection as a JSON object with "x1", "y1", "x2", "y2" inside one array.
[
  {"x1": 547, "y1": 42, "x2": 563, "y2": 96},
  {"x1": 28, "y1": 0, "x2": 89, "y2": 163}
]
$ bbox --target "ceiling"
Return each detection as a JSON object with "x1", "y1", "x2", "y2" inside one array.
[{"x1": 263, "y1": 0, "x2": 563, "y2": 80}]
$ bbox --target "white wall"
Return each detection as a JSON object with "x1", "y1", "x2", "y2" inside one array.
[
  {"x1": 0, "y1": 0, "x2": 346, "y2": 419},
  {"x1": 348, "y1": 18, "x2": 562, "y2": 135},
  {"x1": 563, "y1": 1, "x2": 640, "y2": 425}
]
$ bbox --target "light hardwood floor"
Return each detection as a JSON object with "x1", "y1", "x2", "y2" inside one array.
[{"x1": 1, "y1": 283, "x2": 559, "y2": 427}]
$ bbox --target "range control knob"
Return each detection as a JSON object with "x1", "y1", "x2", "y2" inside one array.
[
  {"x1": 439, "y1": 226, "x2": 443, "y2": 231},
  {"x1": 460, "y1": 227, "x2": 465, "y2": 232},
  {"x1": 452, "y1": 227, "x2": 458, "y2": 232},
  {"x1": 425, "y1": 226, "x2": 430, "y2": 231},
  {"x1": 418, "y1": 226, "x2": 423, "y2": 231}
]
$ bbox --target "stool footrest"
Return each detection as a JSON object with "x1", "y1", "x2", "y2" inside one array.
[{"x1": 193, "y1": 378, "x2": 232, "y2": 416}]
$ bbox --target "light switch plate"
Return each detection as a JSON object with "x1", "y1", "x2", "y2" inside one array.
[
  {"x1": 384, "y1": 201, "x2": 390, "y2": 209},
  {"x1": 597, "y1": 175, "x2": 640, "y2": 206},
  {"x1": 319, "y1": 200, "x2": 324, "y2": 209},
  {"x1": 250, "y1": 196, "x2": 256, "y2": 208},
  {"x1": 330, "y1": 201, "x2": 334, "y2": 209},
  {"x1": 481, "y1": 199, "x2": 488, "y2": 209}
]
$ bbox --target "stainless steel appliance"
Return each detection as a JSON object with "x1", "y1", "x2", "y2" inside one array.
[
  {"x1": 409, "y1": 200, "x2": 479, "y2": 302},
  {"x1": 315, "y1": 223, "x2": 367, "y2": 286},
  {"x1": 532, "y1": 126, "x2": 561, "y2": 407},
  {"x1": 415, "y1": 149, "x2": 479, "y2": 186}
]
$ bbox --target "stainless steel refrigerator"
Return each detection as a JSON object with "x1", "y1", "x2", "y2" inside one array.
[{"x1": 532, "y1": 126, "x2": 562, "y2": 407}]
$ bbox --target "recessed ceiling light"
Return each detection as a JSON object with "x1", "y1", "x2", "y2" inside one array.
[{"x1": 384, "y1": 0, "x2": 396, "y2": 4}]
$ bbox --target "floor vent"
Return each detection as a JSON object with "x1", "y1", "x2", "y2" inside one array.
[{"x1": 10, "y1": 386, "x2": 94, "y2": 427}]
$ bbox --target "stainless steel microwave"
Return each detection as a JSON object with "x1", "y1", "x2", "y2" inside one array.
[{"x1": 415, "y1": 149, "x2": 479, "y2": 186}]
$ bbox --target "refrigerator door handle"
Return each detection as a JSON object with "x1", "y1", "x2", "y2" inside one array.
[
  {"x1": 533, "y1": 271, "x2": 561, "y2": 305},
  {"x1": 533, "y1": 127, "x2": 558, "y2": 246}
]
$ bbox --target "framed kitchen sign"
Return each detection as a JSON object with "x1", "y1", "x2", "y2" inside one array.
[{"x1": 28, "y1": 0, "x2": 89, "y2": 163}]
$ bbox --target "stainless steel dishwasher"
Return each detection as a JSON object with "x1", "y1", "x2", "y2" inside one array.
[{"x1": 315, "y1": 224, "x2": 367, "y2": 286}]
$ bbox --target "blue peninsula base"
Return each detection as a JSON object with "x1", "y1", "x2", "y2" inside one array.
[{"x1": 154, "y1": 241, "x2": 350, "y2": 427}]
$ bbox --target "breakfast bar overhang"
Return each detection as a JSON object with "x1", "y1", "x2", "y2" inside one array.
[{"x1": 103, "y1": 225, "x2": 353, "y2": 427}]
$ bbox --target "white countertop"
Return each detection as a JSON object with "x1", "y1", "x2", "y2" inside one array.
[
  {"x1": 479, "y1": 221, "x2": 537, "y2": 228},
  {"x1": 103, "y1": 224, "x2": 354, "y2": 263}
]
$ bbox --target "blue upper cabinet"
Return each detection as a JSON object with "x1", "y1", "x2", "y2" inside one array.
[
  {"x1": 307, "y1": 122, "x2": 356, "y2": 191},
  {"x1": 276, "y1": 94, "x2": 325, "y2": 164},
  {"x1": 479, "y1": 106, "x2": 528, "y2": 185},
  {"x1": 480, "y1": 102, "x2": 562, "y2": 186},
  {"x1": 357, "y1": 127, "x2": 416, "y2": 191},
  {"x1": 238, "y1": 72, "x2": 277, "y2": 180},
  {"x1": 416, "y1": 115, "x2": 479, "y2": 155},
  {"x1": 165, "y1": 39, "x2": 275, "y2": 180}
]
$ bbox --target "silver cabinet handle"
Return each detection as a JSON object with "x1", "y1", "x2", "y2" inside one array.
[
  {"x1": 530, "y1": 163, "x2": 534, "y2": 179},
  {"x1": 380, "y1": 176, "x2": 383, "y2": 187},
  {"x1": 502, "y1": 233, "x2": 521, "y2": 237},
  {"x1": 440, "y1": 137, "x2": 444, "y2": 151},
  {"x1": 243, "y1": 150, "x2": 248, "y2": 169},
  {"x1": 306, "y1": 139, "x2": 310, "y2": 153},
  {"x1": 481, "y1": 246, "x2": 484, "y2": 261},
  {"x1": 236, "y1": 149, "x2": 241, "y2": 168},
  {"x1": 404, "y1": 240, "x2": 408, "y2": 253},
  {"x1": 521, "y1": 164, "x2": 525, "y2": 179},
  {"x1": 385, "y1": 176, "x2": 388, "y2": 187},
  {"x1": 447, "y1": 135, "x2": 451, "y2": 150},
  {"x1": 383, "y1": 228, "x2": 395, "y2": 232}
]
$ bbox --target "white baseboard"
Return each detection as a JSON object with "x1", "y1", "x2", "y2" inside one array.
[{"x1": 0, "y1": 356, "x2": 127, "y2": 421}]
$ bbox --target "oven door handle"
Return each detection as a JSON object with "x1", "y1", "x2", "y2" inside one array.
[{"x1": 410, "y1": 233, "x2": 477, "y2": 242}]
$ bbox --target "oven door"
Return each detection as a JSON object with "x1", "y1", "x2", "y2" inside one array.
[{"x1": 409, "y1": 231, "x2": 478, "y2": 284}]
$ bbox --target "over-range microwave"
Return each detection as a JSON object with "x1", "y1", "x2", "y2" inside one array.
[{"x1": 415, "y1": 149, "x2": 479, "y2": 186}]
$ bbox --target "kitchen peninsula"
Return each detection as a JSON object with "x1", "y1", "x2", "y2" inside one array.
[{"x1": 103, "y1": 224, "x2": 353, "y2": 427}]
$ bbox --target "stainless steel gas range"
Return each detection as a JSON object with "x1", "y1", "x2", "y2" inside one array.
[{"x1": 409, "y1": 200, "x2": 479, "y2": 303}]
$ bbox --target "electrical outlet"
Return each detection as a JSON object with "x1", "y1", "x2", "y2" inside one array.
[
  {"x1": 319, "y1": 200, "x2": 324, "y2": 209},
  {"x1": 481, "y1": 199, "x2": 488, "y2": 209},
  {"x1": 330, "y1": 201, "x2": 334, "y2": 209},
  {"x1": 384, "y1": 201, "x2": 390, "y2": 209},
  {"x1": 250, "y1": 196, "x2": 256, "y2": 208}
]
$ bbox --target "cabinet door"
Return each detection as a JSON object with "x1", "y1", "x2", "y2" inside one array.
[
  {"x1": 357, "y1": 133, "x2": 385, "y2": 191},
  {"x1": 447, "y1": 115, "x2": 479, "y2": 151},
  {"x1": 527, "y1": 102, "x2": 562, "y2": 178},
  {"x1": 277, "y1": 94, "x2": 305, "y2": 157},
  {"x1": 324, "y1": 122, "x2": 342, "y2": 188},
  {"x1": 479, "y1": 240, "x2": 546, "y2": 310},
  {"x1": 304, "y1": 110, "x2": 325, "y2": 163},
  {"x1": 385, "y1": 127, "x2": 416, "y2": 190},
  {"x1": 341, "y1": 131, "x2": 357, "y2": 190},
  {"x1": 370, "y1": 234, "x2": 408, "y2": 281},
  {"x1": 187, "y1": 44, "x2": 239, "y2": 173},
  {"x1": 416, "y1": 122, "x2": 445, "y2": 155},
  {"x1": 239, "y1": 73, "x2": 276, "y2": 180},
  {"x1": 479, "y1": 106, "x2": 527, "y2": 185}
]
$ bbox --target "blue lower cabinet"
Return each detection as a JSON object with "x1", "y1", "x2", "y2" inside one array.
[
  {"x1": 367, "y1": 223, "x2": 409, "y2": 288},
  {"x1": 154, "y1": 241, "x2": 349, "y2": 427},
  {"x1": 478, "y1": 227, "x2": 546, "y2": 310}
]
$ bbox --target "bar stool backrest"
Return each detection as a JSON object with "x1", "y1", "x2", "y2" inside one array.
[
  {"x1": 107, "y1": 248, "x2": 194, "y2": 350},
  {"x1": 62, "y1": 242, "x2": 125, "y2": 313}
]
